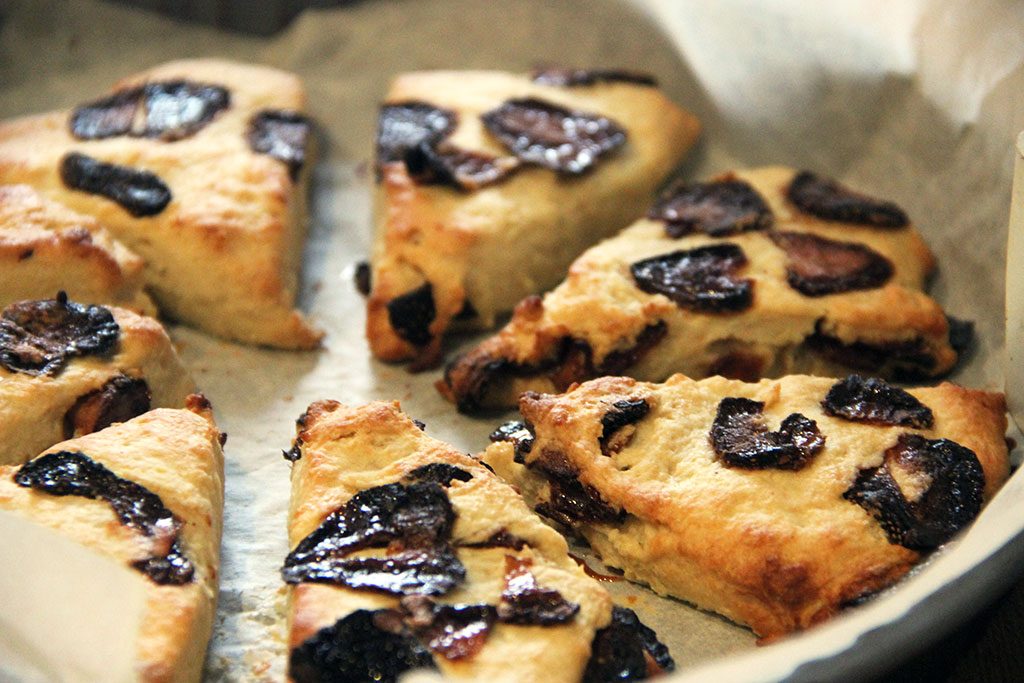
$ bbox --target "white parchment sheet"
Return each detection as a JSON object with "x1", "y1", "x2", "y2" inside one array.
[{"x1": 1, "y1": 0, "x2": 1023, "y2": 680}]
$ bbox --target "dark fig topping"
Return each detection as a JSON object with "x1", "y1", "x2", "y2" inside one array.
[
  {"x1": 288, "y1": 547, "x2": 465, "y2": 596},
  {"x1": 498, "y1": 555, "x2": 579, "y2": 625},
  {"x1": 490, "y1": 420, "x2": 536, "y2": 464},
  {"x1": 71, "y1": 80, "x2": 230, "y2": 141},
  {"x1": 804, "y1": 324, "x2": 938, "y2": 379},
  {"x1": 354, "y1": 261, "x2": 372, "y2": 297},
  {"x1": 822, "y1": 375, "x2": 934, "y2": 429},
  {"x1": 376, "y1": 102, "x2": 457, "y2": 168},
  {"x1": 630, "y1": 244, "x2": 753, "y2": 312},
  {"x1": 386, "y1": 282, "x2": 435, "y2": 347},
  {"x1": 583, "y1": 606, "x2": 675, "y2": 682},
  {"x1": 532, "y1": 449, "x2": 624, "y2": 526},
  {"x1": 481, "y1": 98, "x2": 627, "y2": 175},
  {"x1": 403, "y1": 141, "x2": 519, "y2": 190},
  {"x1": 282, "y1": 441, "x2": 303, "y2": 462},
  {"x1": 63, "y1": 374, "x2": 151, "y2": 439},
  {"x1": 15, "y1": 451, "x2": 193, "y2": 584},
  {"x1": 0, "y1": 292, "x2": 119, "y2": 376},
  {"x1": 843, "y1": 433, "x2": 984, "y2": 550},
  {"x1": 597, "y1": 321, "x2": 669, "y2": 376},
  {"x1": 946, "y1": 316, "x2": 974, "y2": 356},
  {"x1": 412, "y1": 419, "x2": 427, "y2": 431},
  {"x1": 289, "y1": 609, "x2": 435, "y2": 683},
  {"x1": 710, "y1": 397, "x2": 825, "y2": 470},
  {"x1": 649, "y1": 179, "x2": 773, "y2": 238},
  {"x1": 787, "y1": 171, "x2": 908, "y2": 228},
  {"x1": 406, "y1": 463, "x2": 473, "y2": 487},
  {"x1": 462, "y1": 529, "x2": 528, "y2": 550},
  {"x1": 769, "y1": 231, "x2": 893, "y2": 296},
  {"x1": 60, "y1": 152, "x2": 171, "y2": 217},
  {"x1": 381, "y1": 595, "x2": 497, "y2": 662},
  {"x1": 247, "y1": 109, "x2": 312, "y2": 179},
  {"x1": 532, "y1": 67, "x2": 657, "y2": 87},
  {"x1": 707, "y1": 351, "x2": 765, "y2": 382},
  {"x1": 600, "y1": 399, "x2": 649, "y2": 456}
]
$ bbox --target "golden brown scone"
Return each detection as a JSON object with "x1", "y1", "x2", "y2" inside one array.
[
  {"x1": 0, "y1": 294, "x2": 195, "y2": 466},
  {"x1": 368, "y1": 68, "x2": 700, "y2": 367},
  {"x1": 0, "y1": 395, "x2": 225, "y2": 682},
  {"x1": 0, "y1": 184, "x2": 155, "y2": 314},
  {"x1": 440, "y1": 166, "x2": 961, "y2": 412},
  {"x1": 482, "y1": 373, "x2": 1009, "y2": 640},
  {"x1": 283, "y1": 400, "x2": 674, "y2": 682},
  {"x1": 0, "y1": 59, "x2": 321, "y2": 349}
]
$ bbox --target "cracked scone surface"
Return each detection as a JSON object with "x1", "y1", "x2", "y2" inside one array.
[{"x1": 482, "y1": 373, "x2": 1008, "y2": 639}]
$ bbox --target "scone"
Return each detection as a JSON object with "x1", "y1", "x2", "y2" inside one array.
[
  {"x1": 0, "y1": 395, "x2": 225, "y2": 681},
  {"x1": 482, "y1": 373, "x2": 1009, "y2": 639},
  {"x1": 367, "y1": 68, "x2": 700, "y2": 368},
  {"x1": 0, "y1": 184, "x2": 154, "y2": 314},
  {"x1": 0, "y1": 59, "x2": 321, "y2": 349},
  {"x1": 283, "y1": 399, "x2": 674, "y2": 682},
  {"x1": 0, "y1": 293, "x2": 195, "y2": 466},
  {"x1": 440, "y1": 166, "x2": 963, "y2": 412}
]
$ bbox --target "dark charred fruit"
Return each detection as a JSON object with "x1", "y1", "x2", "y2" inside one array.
[
  {"x1": 382, "y1": 596, "x2": 497, "y2": 661},
  {"x1": 60, "y1": 152, "x2": 172, "y2": 217},
  {"x1": 630, "y1": 244, "x2": 754, "y2": 312},
  {"x1": 498, "y1": 555, "x2": 580, "y2": 625},
  {"x1": 600, "y1": 399, "x2": 649, "y2": 456},
  {"x1": 946, "y1": 316, "x2": 974, "y2": 356},
  {"x1": 462, "y1": 529, "x2": 528, "y2": 550},
  {"x1": 769, "y1": 231, "x2": 893, "y2": 296},
  {"x1": 353, "y1": 261, "x2": 372, "y2": 296},
  {"x1": 63, "y1": 374, "x2": 151, "y2": 439},
  {"x1": 405, "y1": 463, "x2": 473, "y2": 487},
  {"x1": 822, "y1": 375, "x2": 934, "y2": 428},
  {"x1": 803, "y1": 324, "x2": 938, "y2": 378},
  {"x1": 531, "y1": 67, "x2": 657, "y2": 87},
  {"x1": 787, "y1": 171, "x2": 909, "y2": 228},
  {"x1": 386, "y1": 283, "x2": 436, "y2": 347},
  {"x1": 844, "y1": 433, "x2": 984, "y2": 550},
  {"x1": 403, "y1": 142, "x2": 519, "y2": 190},
  {"x1": 650, "y1": 179, "x2": 773, "y2": 238},
  {"x1": 532, "y1": 450, "x2": 624, "y2": 526},
  {"x1": 710, "y1": 397, "x2": 825, "y2": 470},
  {"x1": 583, "y1": 606, "x2": 675, "y2": 682},
  {"x1": 247, "y1": 110, "x2": 312, "y2": 179},
  {"x1": 376, "y1": 102, "x2": 456, "y2": 168},
  {"x1": 490, "y1": 421, "x2": 535, "y2": 463},
  {"x1": 481, "y1": 98, "x2": 627, "y2": 174}
]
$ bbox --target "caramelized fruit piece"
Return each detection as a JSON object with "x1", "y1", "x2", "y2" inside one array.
[
  {"x1": 710, "y1": 397, "x2": 825, "y2": 470},
  {"x1": 60, "y1": 152, "x2": 172, "y2": 217},
  {"x1": 406, "y1": 463, "x2": 473, "y2": 487},
  {"x1": 583, "y1": 606, "x2": 675, "y2": 682},
  {"x1": 490, "y1": 420, "x2": 535, "y2": 463},
  {"x1": 498, "y1": 555, "x2": 580, "y2": 625},
  {"x1": 631, "y1": 244, "x2": 753, "y2": 312},
  {"x1": 770, "y1": 231, "x2": 893, "y2": 297},
  {"x1": 63, "y1": 374, "x2": 151, "y2": 439},
  {"x1": 403, "y1": 142, "x2": 519, "y2": 190},
  {"x1": 532, "y1": 449, "x2": 624, "y2": 526},
  {"x1": 787, "y1": 170, "x2": 908, "y2": 227},
  {"x1": 649, "y1": 179, "x2": 773, "y2": 238},
  {"x1": 376, "y1": 102, "x2": 456, "y2": 168},
  {"x1": 247, "y1": 109, "x2": 312, "y2": 179},
  {"x1": 822, "y1": 375, "x2": 934, "y2": 428},
  {"x1": 599, "y1": 398, "x2": 649, "y2": 456},
  {"x1": 386, "y1": 283, "x2": 436, "y2": 348},
  {"x1": 531, "y1": 67, "x2": 657, "y2": 87}
]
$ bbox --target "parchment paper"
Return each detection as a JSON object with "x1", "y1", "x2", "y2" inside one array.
[{"x1": 1, "y1": 0, "x2": 1023, "y2": 680}]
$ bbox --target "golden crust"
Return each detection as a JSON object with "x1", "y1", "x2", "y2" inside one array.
[
  {"x1": 481, "y1": 373, "x2": 1009, "y2": 639},
  {"x1": 0, "y1": 401, "x2": 225, "y2": 682},
  {"x1": 286, "y1": 400, "x2": 615, "y2": 682},
  {"x1": 0, "y1": 302, "x2": 196, "y2": 466},
  {"x1": 441, "y1": 166, "x2": 958, "y2": 411},
  {"x1": 367, "y1": 70, "x2": 700, "y2": 366},
  {"x1": 0, "y1": 59, "x2": 322, "y2": 349}
]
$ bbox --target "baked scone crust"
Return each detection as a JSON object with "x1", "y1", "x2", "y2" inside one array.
[
  {"x1": 0, "y1": 59, "x2": 321, "y2": 349},
  {"x1": 0, "y1": 398, "x2": 225, "y2": 682},
  {"x1": 368, "y1": 70, "x2": 700, "y2": 366},
  {"x1": 285, "y1": 400, "x2": 623, "y2": 682},
  {"x1": 482, "y1": 373, "x2": 1008, "y2": 639},
  {"x1": 441, "y1": 166, "x2": 958, "y2": 412},
  {"x1": 0, "y1": 301, "x2": 196, "y2": 466}
]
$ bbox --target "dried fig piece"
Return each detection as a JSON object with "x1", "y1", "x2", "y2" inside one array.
[
  {"x1": 649, "y1": 179, "x2": 773, "y2": 238},
  {"x1": 289, "y1": 547, "x2": 465, "y2": 596},
  {"x1": 406, "y1": 463, "x2": 473, "y2": 487},
  {"x1": 403, "y1": 141, "x2": 519, "y2": 190},
  {"x1": 787, "y1": 171, "x2": 908, "y2": 228},
  {"x1": 770, "y1": 231, "x2": 893, "y2": 296},
  {"x1": 532, "y1": 449, "x2": 624, "y2": 526},
  {"x1": 60, "y1": 152, "x2": 172, "y2": 217},
  {"x1": 583, "y1": 606, "x2": 675, "y2": 682},
  {"x1": 387, "y1": 282, "x2": 436, "y2": 347},
  {"x1": 531, "y1": 67, "x2": 657, "y2": 87},
  {"x1": 382, "y1": 595, "x2": 497, "y2": 661},
  {"x1": 489, "y1": 420, "x2": 535, "y2": 464},
  {"x1": 0, "y1": 292, "x2": 119, "y2": 376},
  {"x1": 803, "y1": 324, "x2": 938, "y2": 379},
  {"x1": 710, "y1": 397, "x2": 825, "y2": 470},
  {"x1": 289, "y1": 609, "x2": 435, "y2": 683},
  {"x1": 600, "y1": 399, "x2": 649, "y2": 456},
  {"x1": 354, "y1": 261, "x2": 372, "y2": 296},
  {"x1": 376, "y1": 102, "x2": 456, "y2": 168},
  {"x1": 946, "y1": 316, "x2": 974, "y2": 356},
  {"x1": 843, "y1": 433, "x2": 984, "y2": 550},
  {"x1": 498, "y1": 555, "x2": 579, "y2": 625},
  {"x1": 15, "y1": 451, "x2": 194, "y2": 584},
  {"x1": 247, "y1": 109, "x2": 312, "y2": 179},
  {"x1": 481, "y1": 98, "x2": 626, "y2": 175},
  {"x1": 822, "y1": 375, "x2": 934, "y2": 429},
  {"x1": 63, "y1": 374, "x2": 151, "y2": 439},
  {"x1": 461, "y1": 529, "x2": 528, "y2": 550},
  {"x1": 69, "y1": 89, "x2": 139, "y2": 139},
  {"x1": 630, "y1": 244, "x2": 753, "y2": 312}
]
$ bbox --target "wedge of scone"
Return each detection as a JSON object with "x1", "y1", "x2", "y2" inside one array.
[
  {"x1": 283, "y1": 399, "x2": 674, "y2": 682},
  {"x1": 482, "y1": 373, "x2": 1009, "y2": 639},
  {"x1": 0, "y1": 395, "x2": 225, "y2": 681},
  {"x1": 0, "y1": 59, "x2": 320, "y2": 349},
  {"x1": 0, "y1": 184, "x2": 154, "y2": 314},
  {"x1": 368, "y1": 68, "x2": 700, "y2": 368},
  {"x1": 0, "y1": 293, "x2": 195, "y2": 466},
  {"x1": 440, "y1": 166, "x2": 963, "y2": 412}
]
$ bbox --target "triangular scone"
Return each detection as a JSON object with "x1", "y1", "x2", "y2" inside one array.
[
  {"x1": 367, "y1": 68, "x2": 700, "y2": 367},
  {"x1": 0, "y1": 395, "x2": 225, "y2": 681},
  {"x1": 0, "y1": 184, "x2": 155, "y2": 314},
  {"x1": 482, "y1": 373, "x2": 1009, "y2": 639},
  {"x1": 0, "y1": 294, "x2": 195, "y2": 465},
  {"x1": 0, "y1": 59, "x2": 321, "y2": 349},
  {"x1": 440, "y1": 166, "x2": 961, "y2": 412},
  {"x1": 283, "y1": 400, "x2": 674, "y2": 683}
]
